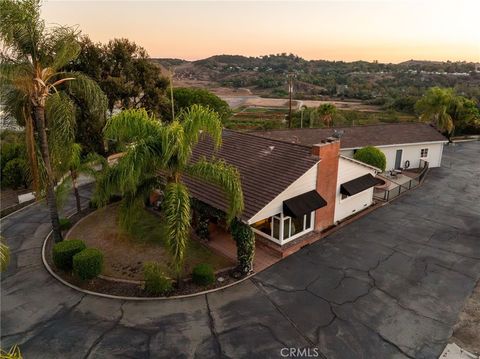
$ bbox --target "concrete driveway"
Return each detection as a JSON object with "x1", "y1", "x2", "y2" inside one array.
[{"x1": 1, "y1": 141, "x2": 479, "y2": 359}]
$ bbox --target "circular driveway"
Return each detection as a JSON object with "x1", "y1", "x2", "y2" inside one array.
[{"x1": 2, "y1": 142, "x2": 480, "y2": 359}]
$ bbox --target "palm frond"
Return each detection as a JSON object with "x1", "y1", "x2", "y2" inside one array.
[
  {"x1": 160, "y1": 120, "x2": 189, "y2": 171},
  {"x1": 45, "y1": 26, "x2": 80, "y2": 71},
  {"x1": 0, "y1": 236, "x2": 10, "y2": 272},
  {"x1": 163, "y1": 182, "x2": 191, "y2": 276},
  {"x1": 185, "y1": 157, "x2": 244, "y2": 223},
  {"x1": 0, "y1": 0, "x2": 44, "y2": 63},
  {"x1": 103, "y1": 108, "x2": 162, "y2": 144},
  {"x1": 180, "y1": 104, "x2": 222, "y2": 150},
  {"x1": 62, "y1": 72, "x2": 107, "y2": 119},
  {"x1": 93, "y1": 138, "x2": 159, "y2": 206},
  {"x1": 45, "y1": 91, "x2": 76, "y2": 169},
  {"x1": 118, "y1": 176, "x2": 163, "y2": 232}
]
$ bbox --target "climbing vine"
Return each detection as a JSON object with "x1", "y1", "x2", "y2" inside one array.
[
  {"x1": 231, "y1": 218, "x2": 255, "y2": 274},
  {"x1": 191, "y1": 198, "x2": 226, "y2": 240}
]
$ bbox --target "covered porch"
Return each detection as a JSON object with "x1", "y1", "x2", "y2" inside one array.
[{"x1": 204, "y1": 224, "x2": 280, "y2": 272}]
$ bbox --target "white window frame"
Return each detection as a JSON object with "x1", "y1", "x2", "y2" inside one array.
[
  {"x1": 420, "y1": 148, "x2": 429, "y2": 158},
  {"x1": 251, "y1": 211, "x2": 315, "y2": 245}
]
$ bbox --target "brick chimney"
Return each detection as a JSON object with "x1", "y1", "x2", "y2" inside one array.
[{"x1": 312, "y1": 138, "x2": 340, "y2": 231}]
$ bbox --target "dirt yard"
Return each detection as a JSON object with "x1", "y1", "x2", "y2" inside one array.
[
  {"x1": 66, "y1": 204, "x2": 233, "y2": 281},
  {"x1": 451, "y1": 281, "x2": 480, "y2": 355}
]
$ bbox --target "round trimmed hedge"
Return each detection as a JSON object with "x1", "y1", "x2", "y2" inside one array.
[
  {"x1": 192, "y1": 263, "x2": 215, "y2": 286},
  {"x1": 73, "y1": 248, "x2": 103, "y2": 280},
  {"x1": 353, "y1": 146, "x2": 387, "y2": 171},
  {"x1": 52, "y1": 240, "x2": 86, "y2": 270}
]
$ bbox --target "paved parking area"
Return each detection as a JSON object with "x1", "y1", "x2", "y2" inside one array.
[{"x1": 1, "y1": 141, "x2": 479, "y2": 358}]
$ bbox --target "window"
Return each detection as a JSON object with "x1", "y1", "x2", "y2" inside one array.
[
  {"x1": 283, "y1": 217, "x2": 291, "y2": 240},
  {"x1": 420, "y1": 148, "x2": 429, "y2": 158},
  {"x1": 272, "y1": 216, "x2": 281, "y2": 240},
  {"x1": 283, "y1": 212, "x2": 313, "y2": 239},
  {"x1": 252, "y1": 212, "x2": 314, "y2": 243}
]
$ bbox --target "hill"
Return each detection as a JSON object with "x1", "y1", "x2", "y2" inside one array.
[{"x1": 152, "y1": 54, "x2": 480, "y2": 103}]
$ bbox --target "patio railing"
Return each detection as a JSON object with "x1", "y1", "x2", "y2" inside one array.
[{"x1": 374, "y1": 161, "x2": 429, "y2": 202}]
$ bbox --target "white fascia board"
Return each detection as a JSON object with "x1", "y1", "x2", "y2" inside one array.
[
  {"x1": 341, "y1": 140, "x2": 448, "y2": 151},
  {"x1": 247, "y1": 160, "x2": 320, "y2": 225},
  {"x1": 339, "y1": 155, "x2": 381, "y2": 173}
]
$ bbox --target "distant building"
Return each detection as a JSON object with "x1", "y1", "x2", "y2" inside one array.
[{"x1": 254, "y1": 122, "x2": 448, "y2": 171}]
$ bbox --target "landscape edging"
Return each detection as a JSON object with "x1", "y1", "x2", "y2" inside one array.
[{"x1": 42, "y1": 230, "x2": 255, "y2": 301}]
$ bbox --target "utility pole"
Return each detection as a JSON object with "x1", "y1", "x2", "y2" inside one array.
[{"x1": 287, "y1": 73, "x2": 294, "y2": 128}]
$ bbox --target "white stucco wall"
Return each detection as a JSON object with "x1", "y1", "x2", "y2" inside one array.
[
  {"x1": 247, "y1": 163, "x2": 318, "y2": 224},
  {"x1": 334, "y1": 157, "x2": 377, "y2": 223},
  {"x1": 340, "y1": 141, "x2": 445, "y2": 171}
]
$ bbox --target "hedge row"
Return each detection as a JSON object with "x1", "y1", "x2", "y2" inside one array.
[{"x1": 52, "y1": 239, "x2": 103, "y2": 280}]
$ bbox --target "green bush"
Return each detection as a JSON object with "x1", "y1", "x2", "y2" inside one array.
[
  {"x1": 2, "y1": 158, "x2": 30, "y2": 189},
  {"x1": 192, "y1": 263, "x2": 215, "y2": 286},
  {"x1": 52, "y1": 240, "x2": 86, "y2": 270},
  {"x1": 143, "y1": 262, "x2": 173, "y2": 295},
  {"x1": 73, "y1": 248, "x2": 103, "y2": 280},
  {"x1": 353, "y1": 146, "x2": 387, "y2": 171},
  {"x1": 195, "y1": 219, "x2": 210, "y2": 240},
  {"x1": 59, "y1": 218, "x2": 72, "y2": 231},
  {"x1": 231, "y1": 219, "x2": 255, "y2": 274}
]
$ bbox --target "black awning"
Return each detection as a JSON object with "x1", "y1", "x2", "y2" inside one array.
[
  {"x1": 283, "y1": 190, "x2": 327, "y2": 218},
  {"x1": 340, "y1": 174, "x2": 383, "y2": 197}
]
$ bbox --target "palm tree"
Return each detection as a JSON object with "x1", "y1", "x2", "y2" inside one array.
[
  {"x1": 95, "y1": 105, "x2": 244, "y2": 279},
  {"x1": 317, "y1": 103, "x2": 337, "y2": 127},
  {"x1": 56, "y1": 143, "x2": 107, "y2": 213},
  {"x1": 0, "y1": 0, "x2": 107, "y2": 242},
  {"x1": 415, "y1": 87, "x2": 455, "y2": 138}
]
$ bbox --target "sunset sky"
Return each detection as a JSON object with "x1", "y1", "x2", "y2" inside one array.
[{"x1": 42, "y1": 0, "x2": 480, "y2": 63}]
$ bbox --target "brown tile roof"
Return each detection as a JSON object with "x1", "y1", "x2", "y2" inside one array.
[
  {"x1": 251, "y1": 122, "x2": 447, "y2": 149},
  {"x1": 185, "y1": 130, "x2": 319, "y2": 221}
]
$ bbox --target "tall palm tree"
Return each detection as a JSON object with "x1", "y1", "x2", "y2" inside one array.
[
  {"x1": 415, "y1": 87, "x2": 455, "y2": 138},
  {"x1": 95, "y1": 105, "x2": 244, "y2": 279},
  {"x1": 0, "y1": 0, "x2": 107, "y2": 242}
]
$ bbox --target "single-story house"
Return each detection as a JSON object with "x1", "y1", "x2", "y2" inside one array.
[
  {"x1": 252, "y1": 123, "x2": 448, "y2": 171},
  {"x1": 184, "y1": 130, "x2": 381, "y2": 253}
]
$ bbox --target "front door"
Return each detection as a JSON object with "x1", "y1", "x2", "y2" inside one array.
[{"x1": 395, "y1": 149, "x2": 403, "y2": 169}]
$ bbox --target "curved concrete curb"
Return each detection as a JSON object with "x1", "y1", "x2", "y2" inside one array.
[{"x1": 42, "y1": 230, "x2": 256, "y2": 301}]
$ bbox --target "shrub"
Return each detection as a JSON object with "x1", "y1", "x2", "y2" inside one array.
[
  {"x1": 143, "y1": 262, "x2": 173, "y2": 295},
  {"x1": 52, "y1": 240, "x2": 86, "y2": 270},
  {"x1": 353, "y1": 146, "x2": 387, "y2": 171},
  {"x1": 231, "y1": 219, "x2": 255, "y2": 274},
  {"x1": 88, "y1": 200, "x2": 98, "y2": 209},
  {"x1": 2, "y1": 158, "x2": 30, "y2": 189},
  {"x1": 59, "y1": 218, "x2": 72, "y2": 231},
  {"x1": 192, "y1": 263, "x2": 215, "y2": 286},
  {"x1": 73, "y1": 248, "x2": 103, "y2": 280},
  {"x1": 195, "y1": 219, "x2": 210, "y2": 240}
]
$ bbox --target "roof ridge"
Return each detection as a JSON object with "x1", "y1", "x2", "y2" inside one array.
[
  {"x1": 223, "y1": 128, "x2": 313, "y2": 149},
  {"x1": 249, "y1": 121, "x2": 431, "y2": 133}
]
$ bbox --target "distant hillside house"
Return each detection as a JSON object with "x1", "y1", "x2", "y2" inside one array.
[
  {"x1": 253, "y1": 123, "x2": 448, "y2": 171},
  {"x1": 177, "y1": 130, "x2": 381, "y2": 255}
]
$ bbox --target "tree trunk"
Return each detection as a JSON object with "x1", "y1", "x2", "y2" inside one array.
[
  {"x1": 71, "y1": 170, "x2": 81, "y2": 213},
  {"x1": 33, "y1": 105, "x2": 63, "y2": 242}
]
